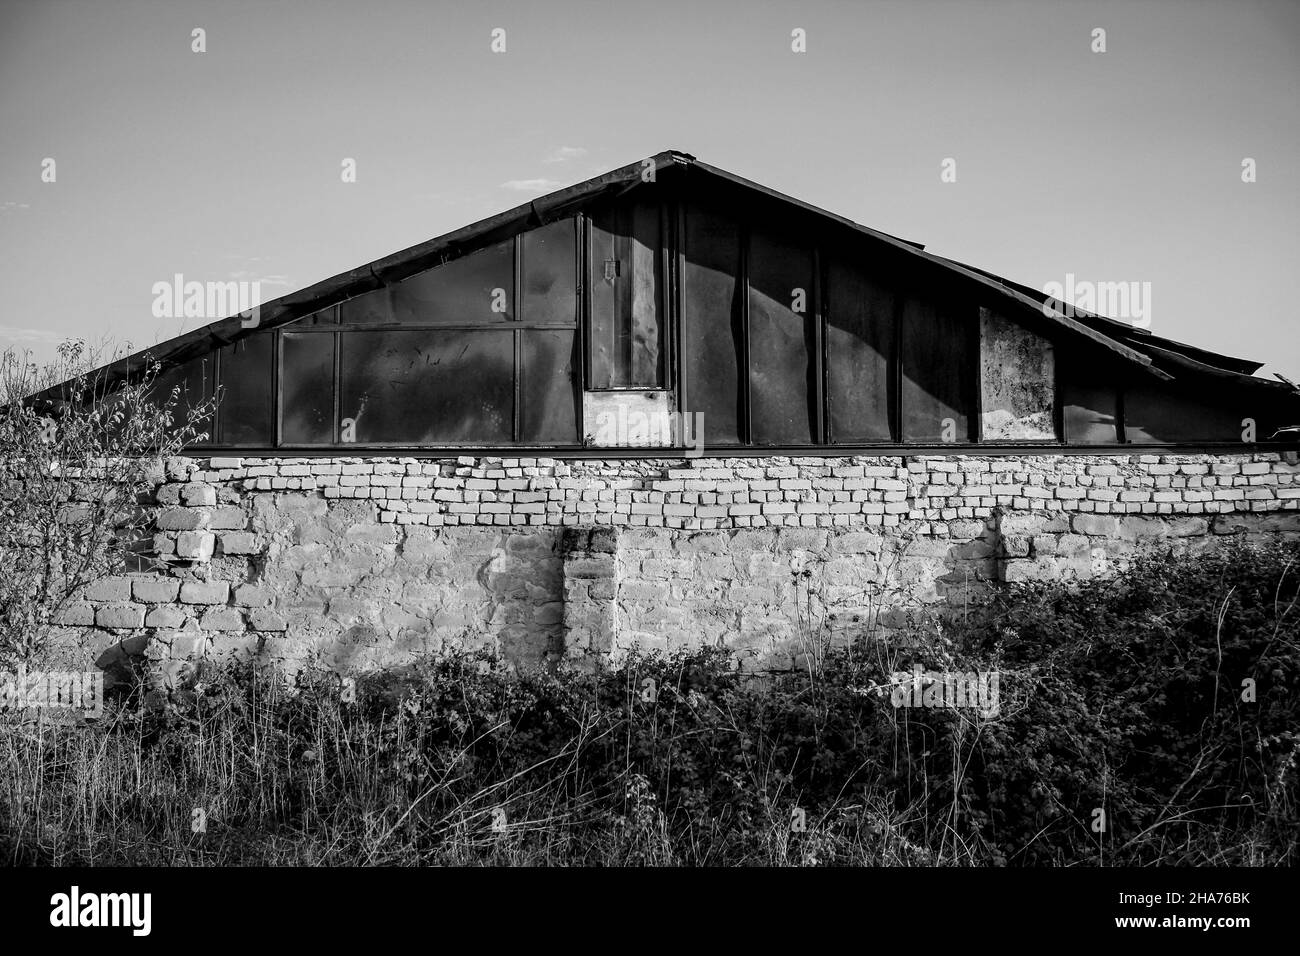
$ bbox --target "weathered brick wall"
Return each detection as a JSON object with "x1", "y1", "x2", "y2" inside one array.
[{"x1": 44, "y1": 452, "x2": 1300, "y2": 682}]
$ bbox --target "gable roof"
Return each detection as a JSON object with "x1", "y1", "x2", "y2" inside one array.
[{"x1": 40, "y1": 150, "x2": 1295, "y2": 403}]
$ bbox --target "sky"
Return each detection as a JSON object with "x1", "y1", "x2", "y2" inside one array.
[{"x1": 1, "y1": 0, "x2": 1297, "y2": 379}]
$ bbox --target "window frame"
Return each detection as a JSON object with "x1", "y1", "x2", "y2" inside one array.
[{"x1": 269, "y1": 217, "x2": 583, "y2": 448}]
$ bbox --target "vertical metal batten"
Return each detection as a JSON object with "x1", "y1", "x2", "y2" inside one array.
[
  {"x1": 1051, "y1": 342, "x2": 1065, "y2": 445},
  {"x1": 271, "y1": 330, "x2": 281, "y2": 448},
  {"x1": 573, "y1": 215, "x2": 585, "y2": 442},
  {"x1": 212, "y1": 344, "x2": 222, "y2": 445},
  {"x1": 739, "y1": 222, "x2": 752, "y2": 446},
  {"x1": 1116, "y1": 382, "x2": 1128, "y2": 445},
  {"x1": 513, "y1": 235, "x2": 523, "y2": 442},
  {"x1": 333, "y1": 325, "x2": 342, "y2": 445},
  {"x1": 674, "y1": 201, "x2": 686, "y2": 419},
  {"x1": 972, "y1": 306, "x2": 983, "y2": 444},
  {"x1": 813, "y1": 246, "x2": 826, "y2": 445},
  {"x1": 890, "y1": 291, "x2": 904, "y2": 443},
  {"x1": 582, "y1": 213, "x2": 593, "y2": 392},
  {"x1": 658, "y1": 200, "x2": 670, "y2": 393}
]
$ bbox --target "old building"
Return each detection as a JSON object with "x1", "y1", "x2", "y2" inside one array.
[{"x1": 43, "y1": 151, "x2": 1300, "y2": 675}]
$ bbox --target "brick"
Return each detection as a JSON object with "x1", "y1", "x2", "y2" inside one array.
[
  {"x1": 132, "y1": 579, "x2": 181, "y2": 603},
  {"x1": 179, "y1": 581, "x2": 230, "y2": 605},
  {"x1": 207, "y1": 507, "x2": 247, "y2": 530},
  {"x1": 200, "y1": 607, "x2": 246, "y2": 631},
  {"x1": 55, "y1": 603, "x2": 95, "y2": 626},
  {"x1": 157, "y1": 508, "x2": 208, "y2": 531},
  {"x1": 248, "y1": 609, "x2": 287, "y2": 631},
  {"x1": 95, "y1": 604, "x2": 145, "y2": 628},
  {"x1": 181, "y1": 483, "x2": 217, "y2": 507},
  {"x1": 163, "y1": 629, "x2": 209, "y2": 658},
  {"x1": 567, "y1": 556, "x2": 616, "y2": 578},
  {"x1": 85, "y1": 577, "x2": 132, "y2": 602},
  {"x1": 219, "y1": 532, "x2": 259, "y2": 555},
  {"x1": 145, "y1": 606, "x2": 186, "y2": 628},
  {"x1": 1072, "y1": 514, "x2": 1120, "y2": 537},
  {"x1": 155, "y1": 484, "x2": 182, "y2": 506},
  {"x1": 175, "y1": 532, "x2": 215, "y2": 561}
]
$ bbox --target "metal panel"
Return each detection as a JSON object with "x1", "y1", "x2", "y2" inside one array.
[
  {"x1": 386, "y1": 238, "x2": 514, "y2": 325},
  {"x1": 1062, "y1": 379, "x2": 1121, "y2": 443},
  {"x1": 747, "y1": 226, "x2": 815, "y2": 443},
  {"x1": 149, "y1": 354, "x2": 215, "y2": 440},
  {"x1": 520, "y1": 329, "x2": 580, "y2": 443},
  {"x1": 682, "y1": 203, "x2": 743, "y2": 445},
  {"x1": 281, "y1": 332, "x2": 336, "y2": 444},
  {"x1": 338, "y1": 287, "x2": 395, "y2": 325},
  {"x1": 521, "y1": 218, "x2": 578, "y2": 325},
  {"x1": 1060, "y1": 353, "x2": 1121, "y2": 444},
  {"x1": 338, "y1": 330, "x2": 513, "y2": 443},
  {"x1": 1124, "y1": 380, "x2": 1246, "y2": 443},
  {"x1": 216, "y1": 334, "x2": 273, "y2": 445},
  {"x1": 824, "y1": 253, "x2": 895, "y2": 442},
  {"x1": 900, "y1": 293, "x2": 974, "y2": 442}
]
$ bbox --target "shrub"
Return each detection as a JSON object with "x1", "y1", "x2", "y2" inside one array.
[
  {"x1": 0, "y1": 541, "x2": 1295, "y2": 866},
  {"x1": 0, "y1": 342, "x2": 213, "y2": 666}
]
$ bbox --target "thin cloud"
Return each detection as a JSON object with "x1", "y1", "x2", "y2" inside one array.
[
  {"x1": 543, "y1": 146, "x2": 587, "y2": 164},
  {"x1": 0, "y1": 324, "x2": 67, "y2": 345},
  {"x1": 499, "y1": 178, "x2": 564, "y2": 193},
  {"x1": 227, "y1": 271, "x2": 292, "y2": 288},
  {"x1": 0, "y1": 201, "x2": 31, "y2": 214}
]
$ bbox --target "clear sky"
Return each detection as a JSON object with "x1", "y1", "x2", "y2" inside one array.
[{"x1": 2, "y1": 0, "x2": 1297, "y2": 378}]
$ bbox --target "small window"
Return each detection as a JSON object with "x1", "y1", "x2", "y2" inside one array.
[
  {"x1": 390, "y1": 239, "x2": 514, "y2": 324},
  {"x1": 217, "y1": 335, "x2": 273, "y2": 444},
  {"x1": 521, "y1": 219, "x2": 577, "y2": 324},
  {"x1": 282, "y1": 332, "x2": 336, "y2": 444},
  {"x1": 339, "y1": 239, "x2": 515, "y2": 326},
  {"x1": 150, "y1": 355, "x2": 215, "y2": 441},
  {"x1": 588, "y1": 201, "x2": 664, "y2": 389},
  {"x1": 338, "y1": 329, "x2": 513, "y2": 443},
  {"x1": 151, "y1": 355, "x2": 212, "y2": 411},
  {"x1": 338, "y1": 286, "x2": 394, "y2": 325},
  {"x1": 520, "y1": 328, "x2": 580, "y2": 443}
]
